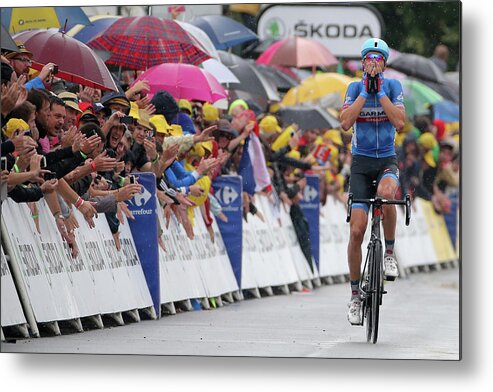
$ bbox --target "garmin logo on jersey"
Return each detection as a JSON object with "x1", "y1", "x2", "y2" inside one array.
[{"x1": 357, "y1": 107, "x2": 389, "y2": 123}]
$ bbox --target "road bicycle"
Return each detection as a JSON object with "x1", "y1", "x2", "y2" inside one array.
[{"x1": 346, "y1": 191, "x2": 411, "y2": 343}]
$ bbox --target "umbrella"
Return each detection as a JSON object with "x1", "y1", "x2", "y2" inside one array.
[
  {"x1": 421, "y1": 79, "x2": 459, "y2": 103},
  {"x1": 1, "y1": 23, "x2": 19, "y2": 52},
  {"x1": 400, "y1": 79, "x2": 443, "y2": 119},
  {"x1": 218, "y1": 50, "x2": 280, "y2": 103},
  {"x1": 253, "y1": 63, "x2": 299, "y2": 94},
  {"x1": 277, "y1": 105, "x2": 340, "y2": 130},
  {"x1": 431, "y1": 100, "x2": 460, "y2": 123},
  {"x1": 65, "y1": 15, "x2": 121, "y2": 44},
  {"x1": 387, "y1": 52, "x2": 445, "y2": 84},
  {"x1": 13, "y1": 29, "x2": 118, "y2": 91},
  {"x1": 87, "y1": 16, "x2": 210, "y2": 70},
  {"x1": 281, "y1": 73, "x2": 355, "y2": 107},
  {"x1": 256, "y1": 37, "x2": 338, "y2": 69},
  {"x1": 175, "y1": 20, "x2": 219, "y2": 60},
  {"x1": 189, "y1": 15, "x2": 258, "y2": 50},
  {"x1": 132, "y1": 63, "x2": 228, "y2": 103},
  {"x1": 200, "y1": 59, "x2": 240, "y2": 84},
  {"x1": 1, "y1": 6, "x2": 90, "y2": 33}
]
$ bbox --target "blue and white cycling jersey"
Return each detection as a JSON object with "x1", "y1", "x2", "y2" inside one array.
[{"x1": 343, "y1": 78, "x2": 405, "y2": 158}]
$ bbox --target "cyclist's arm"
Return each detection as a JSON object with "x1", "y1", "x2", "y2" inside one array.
[
  {"x1": 378, "y1": 96, "x2": 406, "y2": 131},
  {"x1": 379, "y1": 80, "x2": 406, "y2": 131},
  {"x1": 340, "y1": 83, "x2": 365, "y2": 131}
]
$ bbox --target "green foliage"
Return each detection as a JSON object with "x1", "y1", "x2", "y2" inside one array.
[{"x1": 371, "y1": 1, "x2": 460, "y2": 71}]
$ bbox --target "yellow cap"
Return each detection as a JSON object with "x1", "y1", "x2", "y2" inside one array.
[
  {"x1": 286, "y1": 149, "x2": 301, "y2": 159},
  {"x1": 323, "y1": 129, "x2": 343, "y2": 146},
  {"x1": 201, "y1": 140, "x2": 213, "y2": 153},
  {"x1": 424, "y1": 150, "x2": 436, "y2": 167},
  {"x1": 203, "y1": 102, "x2": 219, "y2": 122},
  {"x1": 3, "y1": 118, "x2": 29, "y2": 139},
  {"x1": 178, "y1": 99, "x2": 192, "y2": 114},
  {"x1": 150, "y1": 114, "x2": 173, "y2": 134},
  {"x1": 228, "y1": 99, "x2": 248, "y2": 116},
  {"x1": 259, "y1": 115, "x2": 282, "y2": 133},
  {"x1": 169, "y1": 124, "x2": 183, "y2": 137},
  {"x1": 136, "y1": 109, "x2": 152, "y2": 130},
  {"x1": 418, "y1": 132, "x2": 438, "y2": 150},
  {"x1": 129, "y1": 101, "x2": 140, "y2": 120}
]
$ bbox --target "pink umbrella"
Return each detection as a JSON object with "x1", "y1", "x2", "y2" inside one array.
[
  {"x1": 256, "y1": 36, "x2": 338, "y2": 69},
  {"x1": 132, "y1": 63, "x2": 228, "y2": 103}
]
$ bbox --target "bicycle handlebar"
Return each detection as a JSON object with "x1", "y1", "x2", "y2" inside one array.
[{"x1": 346, "y1": 193, "x2": 412, "y2": 226}]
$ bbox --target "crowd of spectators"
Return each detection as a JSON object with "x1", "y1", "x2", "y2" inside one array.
[{"x1": 1, "y1": 40, "x2": 460, "y2": 266}]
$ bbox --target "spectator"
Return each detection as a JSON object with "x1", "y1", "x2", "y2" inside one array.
[{"x1": 430, "y1": 44, "x2": 449, "y2": 73}]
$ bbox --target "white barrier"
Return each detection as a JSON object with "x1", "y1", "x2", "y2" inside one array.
[
  {"x1": 319, "y1": 196, "x2": 350, "y2": 277},
  {"x1": 1, "y1": 246, "x2": 27, "y2": 329},
  {"x1": 1, "y1": 198, "x2": 154, "y2": 333},
  {"x1": 156, "y1": 200, "x2": 239, "y2": 305}
]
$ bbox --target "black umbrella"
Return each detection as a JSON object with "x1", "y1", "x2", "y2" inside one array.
[
  {"x1": 421, "y1": 79, "x2": 459, "y2": 103},
  {"x1": 1, "y1": 23, "x2": 19, "y2": 52},
  {"x1": 218, "y1": 50, "x2": 280, "y2": 103},
  {"x1": 277, "y1": 105, "x2": 340, "y2": 130},
  {"x1": 387, "y1": 52, "x2": 445, "y2": 84},
  {"x1": 253, "y1": 63, "x2": 299, "y2": 94}
]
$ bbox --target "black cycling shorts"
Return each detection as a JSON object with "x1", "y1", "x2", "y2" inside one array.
[{"x1": 348, "y1": 155, "x2": 400, "y2": 213}]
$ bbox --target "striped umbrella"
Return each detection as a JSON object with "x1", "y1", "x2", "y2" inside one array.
[{"x1": 87, "y1": 16, "x2": 210, "y2": 70}]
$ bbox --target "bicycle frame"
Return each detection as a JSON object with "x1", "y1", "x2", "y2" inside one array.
[{"x1": 346, "y1": 193, "x2": 411, "y2": 343}]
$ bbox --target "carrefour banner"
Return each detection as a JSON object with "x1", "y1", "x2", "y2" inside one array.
[
  {"x1": 212, "y1": 175, "x2": 243, "y2": 287},
  {"x1": 126, "y1": 172, "x2": 160, "y2": 317},
  {"x1": 299, "y1": 174, "x2": 320, "y2": 271}
]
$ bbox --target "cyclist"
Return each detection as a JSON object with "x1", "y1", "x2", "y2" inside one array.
[{"x1": 340, "y1": 38, "x2": 406, "y2": 325}]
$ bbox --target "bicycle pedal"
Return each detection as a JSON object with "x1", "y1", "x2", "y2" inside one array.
[{"x1": 382, "y1": 290, "x2": 387, "y2": 294}]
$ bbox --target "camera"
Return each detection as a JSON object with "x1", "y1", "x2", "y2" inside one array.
[
  {"x1": 44, "y1": 171, "x2": 57, "y2": 181},
  {"x1": 52, "y1": 65, "x2": 59, "y2": 75},
  {"x1": 129, "y1": 175, "x2": 136, "y2": 184},
  {"x1": 1, "y1": 156, "x2": 7, "y2": 171},
  {"x1": 105, "y1": 148, "x2": 116, "y2": 158},
  {"x1": 120, "y1": 116, "x2": 135, "y2": 125},
  {"x1": 40, "y1": 155, "x2": 47, "y2": 168}
]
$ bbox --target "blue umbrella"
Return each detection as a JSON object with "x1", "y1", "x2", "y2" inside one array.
[
  {"x1": 190, "y1": 15, "x2": 257, "y2": 50},
  {"x1": 432, "y1": 100, "x2": 460, "y2": 122},
  {"x1": 65, "y1": 15, "x2": 121, "y2": 44}
]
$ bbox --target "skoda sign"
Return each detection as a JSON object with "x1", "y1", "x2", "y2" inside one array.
[{"x1": 257, "y1": 4, "x2": 384, "y2": 58}]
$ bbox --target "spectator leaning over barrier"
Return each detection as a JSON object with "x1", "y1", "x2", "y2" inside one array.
[
  {"x1": 340, "y1": 38, "x2": 406, "y2": 326},
  {"x1": 3, "y1": 41, "x2": 57, "y2": 91},
  {"x1": 58, "y1": 91, "x2": 82, "y2": 132}
]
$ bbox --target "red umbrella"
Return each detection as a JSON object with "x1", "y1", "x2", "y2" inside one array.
[
  {"x1": 14, "y1": 29, "x2": 118, "y2": 91},
  {"x1": 87, "y1": 16, "x2": 210, "y2": 70},
  {"x1": 256, "y1": 36, "x2": 338, "y2": 69},
  {"x1": 132, "y1": 63, "x2": 227, "y2": 103}
]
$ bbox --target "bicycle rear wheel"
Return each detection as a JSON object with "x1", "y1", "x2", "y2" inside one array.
[{"x1": 370, "y1": 240, "x2": 383, "y2": 344}]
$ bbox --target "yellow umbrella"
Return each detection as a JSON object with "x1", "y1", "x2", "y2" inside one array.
[
  {"x1": 281, "y1": 72, "x2": 355, "y2": 106},
  {"x1": 2, "y1": 7, "x2": 90, "y2": 33}
]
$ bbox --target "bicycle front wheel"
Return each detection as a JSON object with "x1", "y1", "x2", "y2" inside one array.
[{"x1": 370, "y1": 240, "x2": 383, "y2": 344}]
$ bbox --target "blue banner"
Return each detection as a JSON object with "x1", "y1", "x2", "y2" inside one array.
[
  {"x1": 299, "y1": 175, "x2": 320, "y2": 271},
  {"x1": 126, "y1": 172, "x2": 160, "y2": 318},
  {"x1": 212, "y1": 175, "x2": 243, "y2": 287}
]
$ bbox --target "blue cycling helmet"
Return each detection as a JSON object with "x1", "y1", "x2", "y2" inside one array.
[{"x1": 361, "y1": 38, "x2": 390, "y2": 62}]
